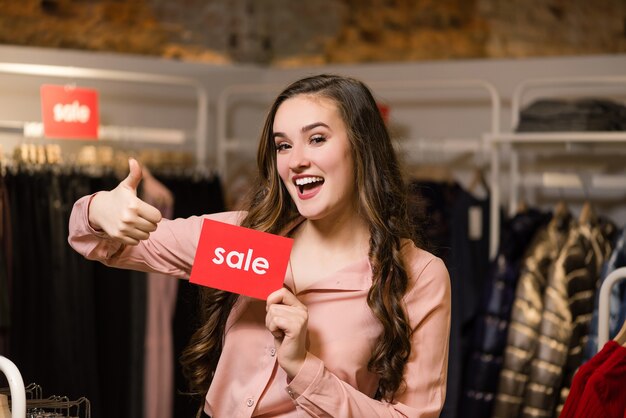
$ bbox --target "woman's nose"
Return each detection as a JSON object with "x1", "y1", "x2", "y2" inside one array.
[{"x1": 288, "y1": 144, "x2": 310, "y2": 169}]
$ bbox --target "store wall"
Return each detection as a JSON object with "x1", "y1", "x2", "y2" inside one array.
[
  {"x1": 1, "y1": 45, "x2": 626, "y2": 225},
  {"x1": 1, "y1": 0, "x2": 625, "y2": 65},
  {"x1": 0, "y1": 45, "x2": 264, "y2": 166},
  {"x1": 2, "y1": 45, "x2": 626, "y2": 165}
]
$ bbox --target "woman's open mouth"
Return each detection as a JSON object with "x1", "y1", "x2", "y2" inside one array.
[{"x1": 294, "y1": 176, "x2": 324, "y2": 199}]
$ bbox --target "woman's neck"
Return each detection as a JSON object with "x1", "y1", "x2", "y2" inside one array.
[
  {"x1": 287, "y1": 209, "x2": 370, "y2": 293},
  {"x1": 297, "y1": 210, "x2": 370, "y2": 257}
]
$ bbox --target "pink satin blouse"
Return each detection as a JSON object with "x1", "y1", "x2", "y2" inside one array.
[{"x1": 68, "y1": 195, "x2": 451, "y2": 417}]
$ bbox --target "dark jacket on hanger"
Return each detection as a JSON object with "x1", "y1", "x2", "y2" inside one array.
[
  {"x1": 521, "y1": 218, "x2": 615, "y2": 418},
  {"x1": 492, "y1": 209, "x2": 573, "y2": 418},
  {"x1": 459, "y1": 209, "x2": 549, "y2": 418}
]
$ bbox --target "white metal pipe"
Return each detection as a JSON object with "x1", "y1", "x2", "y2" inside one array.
[
  {"x1": 488, "y1": 134, "x2": 500, "y2": 260},
  {"x1": 489, "y1": 132, "x2": 626, "y2": 143},
  {"x1": 598, "y1": 267, "x2": 626, "y2": 352},
  {"x1": 0, "y1": 356, "x2": 25, "y2": 418}
]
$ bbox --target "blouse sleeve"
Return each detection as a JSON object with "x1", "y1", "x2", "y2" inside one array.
[
  {"x1": 67, "y1": 193, "x2": 245, "y2": 279},
  {"x1": 285, "y1": 251, "x2": 452, "y2": 417}
]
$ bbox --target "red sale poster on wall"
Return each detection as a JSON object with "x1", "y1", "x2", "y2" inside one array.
[
  {"x1": 189, "y1": 219, "x2": 294, "y2": 300},
  {"x1": 40, "y1": 84, "x2": 99, "y2": 139}
]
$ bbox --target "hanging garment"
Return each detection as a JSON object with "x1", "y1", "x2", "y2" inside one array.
[
  {"x1": 521, "y1": 217, "x2": 615, "y2": 418},
  {"x1": 444, "y1": 186, "x2": 491, "y2": 418},
  {"x1": 89, "y1": 173, "x2": 148, "y2": 418},
  {"x1": 407, "y1": 180, "x2": 458, "y2": 262},
  {"x1": 560, "y1": 340, "x2": 626, "y2": 418},
  {"x1": 8, "y1": 169, "x2": 104, "y2": 416},
  {"x1": 0, "y1": 175, "x2": 11, "y2": 356},
  {"x1": 157, "y1": 173, "x2": 227, "y2": 418},
  {"x1": 560, "y1": 340, "x2": 618, "y2": 417},
  {"x1": 459, "y1": 208, "x2": 550, "y2": 418},
  {"x1": 142, "y1": 170, "x2": 177, "y2": 418},
  {"x1": 407, "y1": 180, "x2": 459, "y2": 418},
  {"x1": 492, "y1": 208, "x2": 573, "y2": 418}
]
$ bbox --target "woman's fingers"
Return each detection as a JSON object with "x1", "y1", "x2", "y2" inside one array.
[
  {"x1": 265, "y1": 312, "x2": 290, "y2": 339},
  {"x1": 265, "y1": 289, "x2": 307, "y2": 338},
  {"x1": 265, "y1": 304, "x2": 307, "y2": 333},
  {"x1": 119, "y1": 209, "x2": 159, "y2": 234},
  {"x1": 136, "y1": 199, "x2": 162, "y2": 225},
  {"x1": 88, "y1": 159, "x2": 163, "y2": 246},
  {"x1": 266, "y1": 287, "x2": 306, "y2": 310},
  {"x1": 265, "y1": 287, "x2": 308, "y2": 378}
]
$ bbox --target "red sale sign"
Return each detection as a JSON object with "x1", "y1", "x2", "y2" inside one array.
[
  {"x1": 189, "y1": 219, "x2": 294, "y2": 300},
  {"x1": 40, "y1": 84, "x2": 99, "y2": 139}
]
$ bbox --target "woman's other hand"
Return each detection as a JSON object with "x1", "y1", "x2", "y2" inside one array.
[
  {"x1": 266, "y1": 287, "x2": 308, "y2": 379},
  {"x1": 88, "y1": 158, "x2": 162, "y2": 245}
]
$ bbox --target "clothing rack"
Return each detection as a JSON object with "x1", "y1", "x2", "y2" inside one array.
[
  {"x1": 597, "y1": 266, "x2": 626, "y2": 351},
  {"x1": 1, "y1": 356, "x2": 93, "y2": 418},
  {"x1": 0, "y1": 62, "x2": 209, "y2": 170},
  {"x1": 216, "y1": 77, "x2": 501, "y2": 213},
  {"x1": 487, "y1": 75, "x2": 626, "y2": 258},
  {"x1": 0, "y1": 383, "x2": 43, "y2": 401}
]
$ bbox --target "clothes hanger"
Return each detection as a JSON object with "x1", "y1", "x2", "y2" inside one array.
[
  {"x1": 0, "y1": 145, "x2": 6, "y2": 177},
  {"x1": 554, "y1": 199, "x2": 568, "y2": 218},
  {"x1": 467, "y1": 166, "x2": 489, "y2": 194},
  {"x1": 515, "y1": 199, "x2": 529, "y2": 215},
  {"x1": 578, "y1": 200, "x2": 594, "y2": 225},
  {"x1": 615, "y1": 319, "x2": 626, "y2": 346}
]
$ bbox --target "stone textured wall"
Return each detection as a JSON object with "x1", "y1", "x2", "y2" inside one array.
[{"x1": 0, "y1": 0, "x2": 624, "y2": 66}]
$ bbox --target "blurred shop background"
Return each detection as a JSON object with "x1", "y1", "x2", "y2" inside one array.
[{"x1": 1, "y1": 1, "x2": 626, "y2": 418}]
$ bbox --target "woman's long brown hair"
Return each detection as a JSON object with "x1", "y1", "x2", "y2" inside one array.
[{"x1": 181, "y1": 74, "x2": 419, "y2": 414}]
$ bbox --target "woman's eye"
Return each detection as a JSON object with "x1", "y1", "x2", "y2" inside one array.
[
  {"x1": 310, "y1": 135, "x2": 326, "y2": 144},
  {"x1": 275, "y1": 142, "x2": 291, "y2": 152}
]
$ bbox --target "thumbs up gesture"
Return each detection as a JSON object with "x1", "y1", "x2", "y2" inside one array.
[{"x1": 88, "y1": 158, "x2": 162, "y2": 245}]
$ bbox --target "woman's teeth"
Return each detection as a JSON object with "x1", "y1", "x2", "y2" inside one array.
[{"x1": 295, "y1": 176, "x2": 324, "y2": 193}]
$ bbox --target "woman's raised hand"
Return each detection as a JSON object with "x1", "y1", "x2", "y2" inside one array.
[
  {"x1": 266, "y1": 287, "x2": 309, "y2": 379},
  {"x1": 88, "y1": 158, "x2": 162, "y2": 245}
]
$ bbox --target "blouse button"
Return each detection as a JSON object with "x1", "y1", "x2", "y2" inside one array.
[
  {"x1": 270, "y1": 348, "x2": 276, "y2": 357},
  {"x1": 246, "y1": 398, "x2": 254, "y2": 407},
  {"x1": 287, "y1": 388, "x2": 295, "y2": 398}
]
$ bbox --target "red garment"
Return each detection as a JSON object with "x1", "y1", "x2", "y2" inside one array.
[
  {"x1": 560, "y1": 341, "x2": 619, "y2": 418},
  {"x1": 570, "y1": 343, "x2": 626, "y2": 418}
]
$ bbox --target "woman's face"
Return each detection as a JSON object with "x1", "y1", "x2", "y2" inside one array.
[{"x1": 273, "y1": 94, "x2": 357, "y2": 221}]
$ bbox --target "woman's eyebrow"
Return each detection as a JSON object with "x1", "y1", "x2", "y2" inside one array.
[
  {"x1": 272, "y1": 132, "x2": 286, "y2": 139},
  {"x1": 301, "y1": 122, "x2": 329, "y2": 132},
  {"x1": 273, "y1": 122, "x2": 330, "y2": 139}
]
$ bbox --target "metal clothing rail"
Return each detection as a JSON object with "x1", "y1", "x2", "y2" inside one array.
[
  {"x1": 0, "y1": 62, "x2": 209, "y2": 170},
  {"x1": 598, "y1": 267, "x2": 626, "y2": 351},
  {"x1": 216, "y1": 82, "x2": 282, "y2": 177},
  {"x1": 216, "y1": 78, "x2": 501, "y2": 210},
  {"x1": 1, "y1": 357, "x2": 93, "y2": 417},
  {"x1": 487, "y1": 75, "x2": 626, "y2": 258}
]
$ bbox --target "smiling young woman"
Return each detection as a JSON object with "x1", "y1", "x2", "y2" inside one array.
[
  {"x1": 68, "y1": 74, "x2": 451, "y2": 418},
  {"x1": 273, "y1": 94, "x2": 356, "y2": 223}
]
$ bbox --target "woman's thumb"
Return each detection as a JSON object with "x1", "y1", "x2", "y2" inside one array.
[{"x1": 122, "y1": 158, "x2": 143, "y2": 191}]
